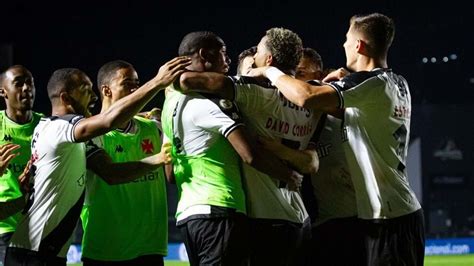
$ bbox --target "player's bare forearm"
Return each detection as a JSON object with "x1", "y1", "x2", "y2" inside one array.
[
  {"x1": 258, "y1": 137, "x2": 319, "y2": 174},
  {"x1": 88, "y1": 143, "x2": 171, "y2": 185},
  {"x1": 179, "y1": 71, "x2": 234, "y2": 100}
]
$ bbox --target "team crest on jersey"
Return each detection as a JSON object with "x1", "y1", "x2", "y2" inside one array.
[
  {"x1": 141, "y1": 139, "x2": 154, "y2": 154},
  {"x1": 219, "y1": 99, "x2": 233, "y2": 110}
]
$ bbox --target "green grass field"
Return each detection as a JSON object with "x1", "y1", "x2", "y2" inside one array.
[
  {"x1": 68, "y1": 255, "x2": 474, "y2": 265},
  {"x1": 425, "y1": 254, "x2": 474, "y2": 266}
]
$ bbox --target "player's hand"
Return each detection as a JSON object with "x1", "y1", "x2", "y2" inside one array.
[
  {"x1": 145, "y1": 107, "x2": 162, "y2": 121},
  {"x1": 157, "y1": 142, "x2": 172, "y2": 165},
  {"x1": 155, "y1": 56, "x2": 192, "y2": 89},
  {"x1": 322, "y1": 67, "x2": 350, "y2": 82},
  {"x1": 18, "y1": 159, "x2": 33, "y2": 194},
  {"x1": 288, "y1": 170, "x2": 303, "y2": 192},
  {"x1": 246, "y1": 66, "x2": 270, "y2": 78},
  {"x1": 0, "y1": 143, "x2": 20, "y2": 175}
]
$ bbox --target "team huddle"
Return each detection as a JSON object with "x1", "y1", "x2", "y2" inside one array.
[{"x1": 0, "y1": 12, "x2": 425, "y2": 266}]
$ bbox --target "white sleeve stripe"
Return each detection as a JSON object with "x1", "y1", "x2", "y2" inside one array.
[
  {"x1": 70, "y1": 118, "x2": 84, "y2": 143},
  {"x1": 328, "y1": 84, "x2": 344, "y2": 108},
  {"x1": 223, "y1": 122, "x2": 244, "y2": 138},
  {"x1": 229, "y1": 76, "x2": 238, "y2": 100}
]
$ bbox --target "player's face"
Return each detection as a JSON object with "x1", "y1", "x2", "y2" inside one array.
[
  {"x1": 207, "y1": 46, "x2": 230, "y2": 74},
  {"x1": 253, "y1": 36, "x2": 271, "y2": 68},
  {"x1": 295, "y1": 57, "x2": 323, "y2": 81},
  {"x1": 1, "y1": 66, "x2": 35, "y2": 112},
  {"x1": 238, "y1": 56, "x2": 254, "y2": 75},
  {"x1": 343, "y1": 25, "x2": 359, "y2": 71},
  {"x1": 108, "y1": 67, "x2": 140, "y2": 103},
  {"x1": 69, "y1": 74, "x2": 96, "y2": 117}
]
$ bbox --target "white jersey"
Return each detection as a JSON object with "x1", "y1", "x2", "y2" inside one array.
[
  {"x1": 330, "y1": 69, "x2": 421, "y2": 219},
  {"x1": 312, "y1": 114, "x2": 357, "y2": 226},
  {"x1": 232, "y1": 76, "x2": 322, "y2": 224},
  {"x1": 9, "y1": 115, "x2": 100, "y2": 258}
]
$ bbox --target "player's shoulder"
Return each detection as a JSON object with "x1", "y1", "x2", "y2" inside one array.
[
  {"x1": 232, "y1": 75, "x2": 274, "y2": 89},
  {"x1": 49, "y1": 114, "x2": 84, "y2": 124}
]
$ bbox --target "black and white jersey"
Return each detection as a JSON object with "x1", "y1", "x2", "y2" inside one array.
[
  {"x1": 329, "y1": 69, "x2": 421, "y2": 219},
  {"x1": 9, "y1": 115, "x2": 100, "y2": 258},
  {"x1": 311, "y1": 115, "x2": 357, "y2": 226},
  {"x1": 231, "y1": 76, "x2": 323, "y2": 224}
]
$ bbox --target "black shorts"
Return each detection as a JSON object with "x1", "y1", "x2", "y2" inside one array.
[
  {"x1": 4, "y1": 247, "x2": 67, "y2": 266},
  {"x1": 304, "y1": 216, "x2": 364, "y2": 266},
  {"x1": 360, "y1": 209, "x2": 425, "y2": 266},
  {"x1": 248, "y1": 218, "x2": 310, "y2": 266},
  {"x1": 178, "y1": 211, "x2": 249, "y2": 266},
  {"x1": 82, "y1": 254, "x2": 164, "y2": 266}
]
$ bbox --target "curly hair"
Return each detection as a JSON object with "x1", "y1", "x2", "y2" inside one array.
[{"x1": 265, "y1": 28, "x2": 303, "y2": 72}]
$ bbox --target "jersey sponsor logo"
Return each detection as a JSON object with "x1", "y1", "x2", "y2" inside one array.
[
  {"x1": 316, "y1": 143, "x2": 332, "y2": 158},
  {"x1": 141, "y1": 139, "x2": 154, "y2": 154},
  {"x1": 278, "y1": 93, "x2": 311, "y2": 117},
  {"x1": 3, "y1": 134, "x2": 12, "y2": 141},
  {"x1": 115, "y1": 145, "x2": 124, "y2": 153},
  {"x1": 393, "y1": 105, "x2": 410, "y2": 118},
  {"x1": 130, "y1": 171, "x2": 159, "y2": 183},
  {"x1": 265, "y1": 118, "x2": 313, "y2": 138}
]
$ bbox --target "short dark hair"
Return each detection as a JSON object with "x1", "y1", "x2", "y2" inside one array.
[
  {"x1": 350, "y1": 13, "x2": 395, "y2": 58},
  {"x1": 0, "y1": 65, "x2": 31, "y2": 86},
  {"x1": 265, "y1": 27, "x2": 303, "y2": 72},
  {"x1": 236, "y1": 46, "x2": 257, "y2": 74},
  {"x1": 178, "y1": 31, "x2": 225, "y2": 56},
  {"x1": 302, "y1": 48, "x2": 323, "y2": 70},
  {"x1": 97, "y1": 60, "x2": 133, "y2": 89},
  {"x1": 47, "y1": 68, "x2": 86, "y2": 100}
]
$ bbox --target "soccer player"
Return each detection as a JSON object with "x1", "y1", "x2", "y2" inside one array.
[
  {"x1": 162, "y1": 31, "x2": 296, "y2": 265},
  {"x1": 0, "y1": 65, "x2": 42, "y2": 263},
  {"x1": 80, "y1": 60, "x2": 171, "y2": 266},
  {"x1": 295, "y1": 47, "x2": 324, "y2": 82},
  {"x1": 236, "y1": 46, "x2": 257, "y2": 75},
  {"x1": 248, "y1": 13, "x2": 425, "y2": 265},
  {"x1": 4, "y1": 56, "x2": 190, "y2": 265},
  {"x1": 176, "y1": 27, "x2": 322, "y2": 265}
]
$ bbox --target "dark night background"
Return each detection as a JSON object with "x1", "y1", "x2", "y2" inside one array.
[
  {"x1": 1, "y1": 0, "x2": 474, "y2": 240},
  {"x1": 1, "y1": 0, "x2": 473, "y2": 114}
]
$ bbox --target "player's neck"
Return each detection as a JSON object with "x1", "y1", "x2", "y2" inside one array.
[
  {"x1": 356, "y1": 57, "x2": 387, "y2": 72},
  {"x1": 5, "y1": 108, "x2": 32, "y2": 124},
  {"x1": 100, "y1": 102, "x2": 130, "y2": 130}
]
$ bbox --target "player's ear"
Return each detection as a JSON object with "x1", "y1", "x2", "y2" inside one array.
[
  {"x1": 356, "y1": 39, "x2": 368, "y2": 56},
  {"x1": 101, "y1": 85, "x2": 111, "y2": 98},
  {"x1": 198, "y1": 48, "x2": 207, "y2": 61},
  {"x1": 265, "y1": 53, "x2": 273, "y2": 67},
  {"x1": 199, "y1": 48, "x2": 214, "y2": 70},
  {"x1": 0, "y1": 87, "x2": 5, "y2": 98},
  {"x1": 59, "y1": 91, "x2": 71, "y2": 105}
]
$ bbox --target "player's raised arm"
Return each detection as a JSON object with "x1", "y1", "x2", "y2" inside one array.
[
  {"x1": 74, "y1": 56, "x2": 191, "y2": 143},
  {"x1": 247, "y1": 66, "x2": 340, "y2": 112}
]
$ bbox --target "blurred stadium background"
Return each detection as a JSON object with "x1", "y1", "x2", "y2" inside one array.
[{"x1": 2, "y1": 1, "x2": 473, "y2": 264}]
